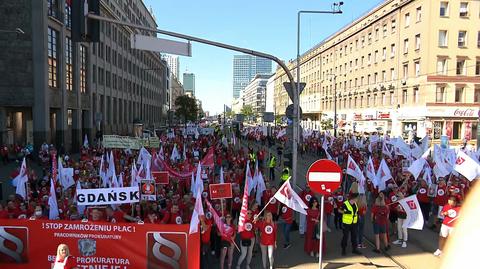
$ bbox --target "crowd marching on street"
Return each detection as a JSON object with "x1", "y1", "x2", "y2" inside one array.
[{"x1": 1, "y1": 123, "x2": 479, "y2": 269}]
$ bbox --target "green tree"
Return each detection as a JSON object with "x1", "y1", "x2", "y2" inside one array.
[
  {"x1": 175, "y1": 95, "x2": 198, "y2": 125},
  {"x1": 241, "y1": 105, "x2": 254, "y2": 120},
  {"x1": 320, "y1": 114, "x2": 333, "y2": 131}
]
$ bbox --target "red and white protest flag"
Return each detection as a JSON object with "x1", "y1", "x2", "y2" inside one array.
[
  {"x1": 322, "y1": 138, "x2": 332, "y2": 160},
  {"x1": 205, "y1": 199, "x2": 232, "y2": 238},
  {"x1": 347, "y1": 155, "x2": 365, "y2": 193},
  {"x1": 189, "y1": 189, "x2": 204, "y2": 234},
  {"x1": 407, "y1": 157, "x2": 427, "y2": 180},
  {"x1": 237, "y1": 170, "x2": 250, "y2": 233},
  {"x1": 273, "y1": 179, "x2": 308, "y2": 215},
  {"x1": 376, "y1": 159, "x2": 392, "y2": 191},
  {"x1": 366, "y1": 156, "x2": 376, "y2": 184},
  {"x1": 382, "y1": 142, "x2": 392, "y2": 158},
  {"x1": 12, "y1": 157, "x2": 28, "y2": 199},
  {"x1": 48, "y1": 177, "x2": 59, "y2": 220},
  {"x1": 398, "y1": 195, "x2": 424, "y2": 230},
  {"x1": 454, "y1": 150, "x2": 480, "y2": 181}
]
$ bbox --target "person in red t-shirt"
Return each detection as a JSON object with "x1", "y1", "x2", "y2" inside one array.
[
  {"x1": 299, "y1": 185, "x2": 315, "y2": 235},
  {"x1": 0, "y1": 203, "x2": 9, "y2": 219},
  {"x1": 53, "y1": 244, "x2": 78, "y2": 269},
  {"x1": 219, "y1": 214, "x2": 236, "y2": 269},
  {"x1": 431, "y1": 179, "x2": 448, "y2": 230},
  {"x1": 371, "y1": 195, "x2": 390, "y2": 253},
  {"x1": 304, "y1": 197, "x2": 321, "y2": 257},
  {"x1": 200, "y1": 216, "x2": 213, "y2": 268},
  {"x1": 434, "y1": 196, "x2": 460, "y2": 256},
  {"x1": 236, "y1": 210, "x2": 255, "y2": 269},
  {"x1": 254, "y1": 211, "x2": 277, "y2": 269},
  {"x1": 161, "y1": 205, "x2": 183, "y2": 224},
  {"x1": 279, "y1": 205, "x2": 294, "y2": 248},
  {"x1": 416, "y1": 179, "x2": 431, "y2": 223}
]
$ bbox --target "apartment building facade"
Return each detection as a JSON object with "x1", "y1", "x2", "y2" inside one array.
[
  {"x1": 0, "y1": 0, "x2": 168, "y2": 152},
  {"x1": 274, "y1": 0, "x2": 480, "y2": 145},
  {"x1": 242, "y1": 74, "x2": 270, "y2": 119}
]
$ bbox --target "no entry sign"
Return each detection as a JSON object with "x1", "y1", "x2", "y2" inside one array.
[
  {"x1": 307, "y1": 159, "x2": 342, "y2": 195},
  {"x1": 209, "y1": 183, "x2": 233, "y2": 199}
]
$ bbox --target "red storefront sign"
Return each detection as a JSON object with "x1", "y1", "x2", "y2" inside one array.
[
  {"x1": 376, "y1": 111, "x2": 391, "y2": 119},
  {"x1": 0, "y1": 219, "x2": 200, "y2": 268}
]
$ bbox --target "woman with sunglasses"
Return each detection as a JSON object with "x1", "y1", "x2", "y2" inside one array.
[
  {"x1": 219, "y1": 214, "x2": 236, "y2": 269},
  {"x1": 254, "y1": 211, "x2": 277, "y2": 269},
  {"x1": 236, "y1": 210, "x2": 255, "y2": 269}
]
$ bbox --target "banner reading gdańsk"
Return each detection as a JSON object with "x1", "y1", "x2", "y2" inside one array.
[
  {"x1": 76, "y1": 186, "x2": 140, "y2": 206},
  {"x1": 0, "y1": 219, "x2": 200, "y2": 269}
]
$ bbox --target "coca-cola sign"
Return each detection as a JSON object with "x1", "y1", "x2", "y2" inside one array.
[{"x1": 453, "y1": 109, "x2": 476, "y2": 117}]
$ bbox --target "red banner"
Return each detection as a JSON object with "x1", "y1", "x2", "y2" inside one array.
[
  {"x1": 209, "y1": 183, "x2": 233, "y2": 200},
  {"x1": 152, "y1": 147, "x2": 215, "y2": 179},
  {"x1": 152, "y1": 171, "x2": 169, "y2": 184},
  {"x1": 0, "y1": 219, "x2": 200, "y2": 269}
]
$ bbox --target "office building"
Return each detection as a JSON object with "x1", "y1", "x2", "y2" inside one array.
[
  {"x1": 164, "y1": 54, "x2": 180, "y2": 79},
  {"x1": 0, "y1": 0, "x2": 168, "y2": 152},
  {"x1": 242, "y1": 74, "x2": 270, "y2": 118},
  {"x1": 274, "y1": 0, "x2": 480, "y2": 145},
  {"x1": 233, "y1": 55, "x2": 272, "y2": 98},
  {"x1": 183, "y1": 72, "x2": 195, "y2": 96}
]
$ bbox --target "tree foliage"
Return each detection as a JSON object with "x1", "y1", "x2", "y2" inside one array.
[
  {"x1": 240, "y1": 105, "x2": 254, "y2": 118},
  {"x1": 175, "y1": 95, "x2": 198, "y2": 124},
  {"x1": 320, "y1": 114, "x2": 333, "y2": 131}
]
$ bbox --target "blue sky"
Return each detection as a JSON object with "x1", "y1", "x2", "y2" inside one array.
[{"x1": 144, "y1": 0, "x2": 385, "y2": 114}]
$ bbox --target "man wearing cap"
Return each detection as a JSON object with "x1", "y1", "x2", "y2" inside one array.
[{"x1": 340, "y1": 193, "x2": 361, "y2": 256}]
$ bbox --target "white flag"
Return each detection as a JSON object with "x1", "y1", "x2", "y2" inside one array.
[
  {"x1": 366, "y1": 156, "x2": 376, "y2": 184},
  {"x1": 219, "y1": 166, "x2": 224, "y2": 184},
  {"x1": 407, "y1": 158, "x2": 427, "y2": 180},
  {"x1": 12, "y1": 158, "x2": 29, "y2": 199},
  {"x1": 276, "y1": 129, "x2": 286, "y2": 139},
  {"x1": 454, "y1": 150, "x2": 480, "y2": 181},
  {"x1": 273, "y1": 180, "x2": 308, "y2": 215},
  {"x1": 83, "y1": 134, "x2": 89, "y2": 148},
  {"x1": 322, "y1": 138, "x2": 333, "y2": 160},
  {"x1": 376, "y1": 159, "x2": 392, "y2": 191},
  {"x1": 346, "y1": 155, "x2": 366, "y2": 193},
  {"x1": 255, "y1": 171, "x2": 266, "y2": 204},
  {"x1": 76, "y1": 180, "x2": 86, "y2": 217},
  {"x1": 398, "y1": 195, "x2": 424, "y2": 230},
  {"x1": 183, "y1": 144, "x2": 187, "y2": 161},
  {"x1": 189, "y1": 190, "x2": 204, "y2": 234},
  {"x1": 192, "y1": 163, "x2": 204, "y2": 196},
  {"x1": 170, "y1": 144, "x2": 180, "y2": 161},
  {"x1": 48, "y1": 178, "x2": 60, "y2": 220},
  {"x1": 382, "y1": 142, "x2": 392, "y2": 158},
  {"x1": 130, "y1": 163, "x2": 139, "y2": 187}
]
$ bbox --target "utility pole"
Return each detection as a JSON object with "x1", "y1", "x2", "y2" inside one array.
[{"x1": 333, "y1": 75, "x2": 338, "y2": 137}]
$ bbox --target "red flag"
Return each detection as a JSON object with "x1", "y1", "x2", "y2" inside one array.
[
  {"x1": 52, "y1": 153, "x2": 58, "y2": 185},
  {"x1": 237, "y1": 174, "x2": 250, "y2": 232},
  {"x1": 205, "y1": 199, "x2": 231, "y2": 238}
]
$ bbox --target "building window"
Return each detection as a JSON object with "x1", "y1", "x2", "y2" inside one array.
[
  {"x1": 402, "y1": 89, "x2": 408, "y2": 104},
  {"x1": 416, "y1": 7, "x2": 422, "y2": 22},
  {"x1": 373, "y1": 94, "x2": 377, "y2": 106},
  {"x1": 439, "y1": 30, "x2": 448, "y2": 47},
  {"x1": 382, "y1": 47, "x2": 387, "y2": 61},
  {"x1": 437, "y1": 58, "x2": 447, "y2": 75},
  {"x1": 433, "y1": 121, "x2": 444, "y2": 139},
  {"x1": 456, "y1": 59, "x2": 466, "y2": 75},
  {"x1": 415, "y1": 34, "x2": 421, "y2": 50},
  {"x1": 415, "y1": 61, "x2": 421, "y2": 77},
  {"x1": 477, "y1": 31, "x2": 480, "y2": 48},
  {"x1": 374, "y1": 50, "x2": 379, "y2": 63},
  {"x1": 65, "y1": 1, "x2": 71, "y2": 29},
  {"x1": 459, "y1": 2, "x2": 468, "y2": 17},
  {"x1": 452, "y1": 122, "x2": 462, "y2": 140},
  {"x1": 390, "y1": 44, "x2": 396, "y2": 58},
  {"x1": 367, "y1": 95, "x2": 370, "y2": 106},
  {"x1": 65, "y1": 37, "x2": 73, "y2": 91},
  {"x1": 440, "y1": 2, "x2": 449, "y2": 17},
  {"x1": 383, "y1": 24, "x2": 387, "y2": 37},
  {"x1": 405, "y1": 13, "x2": 410, "y2": 27},
  {"x1": 390, "y1": 68, "x2": 396, "y2": 81},
  {"x1": 458, "y1": 31, "x2": 467, "y2": 47},
  {"x1": 413, "y1": 87, "x2": 419, "y2": 103},
  {"x1": 390, "y1": 91, "x2": 395, "y2": 105},
  {"x1": 47, "y1": 0, "x2": 59, "y2": 18},
  {"x1": 476, "y1": 60, "x2": 480, "y2": 75},
  {"x1": 368, "y1": 53, "x2": 372, "y2": 65},
  {"x1": 455, "y1": 86, "x2": 464, "y2": 102},
  {"x1": 436, "y1": 86, "x2": 446, "y2": 102},
  {"x1": 80, "y1": 45, "x2": 87, "y2": 93},
  {"x1": 403, "y1": 63, "x2": 408, "y2": 79},
  {"x1": 382, "y1": 70, "x2": 387, "y2": 82},
  {"x1": 382, "y1": 92, "x2": 386, "y2": 105},
  {"x1": 474, "y1": 86, "x2": 480, "y2": 103},
  {"x1": 47, "y1": 27, "x2": 58, "y2": 88},
  {"x1": 391, "y1": 19, "x2": 396, "y2": 32},
  {"x1": 404, "y1": 38, "x2": 409, "y2": 54},
  {"x1": 67, "y1": 109, "x2": 73, "y2": 126},
  {"x1": 472, "y1": 122, "x2": 478, "y2": 140}
]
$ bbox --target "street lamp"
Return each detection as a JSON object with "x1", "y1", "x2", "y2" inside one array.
[
  {"x1": 0, "y1": 28, "x2": 25, "y2": 34},
  {"x1": 324, "y1": 73, "x2": 345, "y2": 137}
]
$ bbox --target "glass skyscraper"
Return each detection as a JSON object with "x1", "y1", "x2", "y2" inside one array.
[{"x1": 232, "y1": 55, "x2": 272, "y2": 98}]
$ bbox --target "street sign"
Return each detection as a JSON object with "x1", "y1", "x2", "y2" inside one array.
[
  {"x1": 285, "y1": 104, "x2": 303, "y2": 120},
  {"x1": 131, "y1": 34, "x2": 192, "y2": 56},
  {"x1": 306, "y1": 159, "x2": 342, "y2": 195},
  {"x1": 283, "y1": 82, "x2": 306, "y2": 102},
  {"x1": 209, "y1": 183, "x2": 233, "y2": 200},
  {"x1": 263, "y1": 112, "x2": 274, "y2": 122}
]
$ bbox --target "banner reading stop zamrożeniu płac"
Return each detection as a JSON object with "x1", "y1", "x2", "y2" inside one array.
[{"x1": 0, "y1": 219, "x2": 200, "y2": 269}]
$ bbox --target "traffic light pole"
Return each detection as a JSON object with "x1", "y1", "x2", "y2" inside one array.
[{"x1": 85, "y1": 13, "x2": 300, "y2": 182}]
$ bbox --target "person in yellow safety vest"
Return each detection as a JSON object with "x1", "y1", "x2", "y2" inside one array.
[
  {"x1": 280, "y1": 167, "x2": 290, "y2": 182},
  {"x1": 339, "y1": 192, "x2": 362, "y2": 256},
  {"x1": 268, "y1": 154, "x2": 276, "y2": 181},
  {"x1": 249, "y1": 152, "x2": 256, "y2": 163}
]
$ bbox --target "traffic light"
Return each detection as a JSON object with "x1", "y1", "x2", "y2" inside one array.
[{"x1": 71, "y1": 0, "x2": 100, "y2": 43}]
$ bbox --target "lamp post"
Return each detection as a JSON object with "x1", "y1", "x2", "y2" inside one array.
[
  {"x1": 296, "y1": 2, "x2": 343, "y2": 181},
  {"x1": 0, "y1": 28, "x2": 24, "y2": 34}
]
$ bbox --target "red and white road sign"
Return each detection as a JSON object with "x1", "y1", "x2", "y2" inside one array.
[{"x1": 307, "y1": 159, "x2": 342, "y2": 195}]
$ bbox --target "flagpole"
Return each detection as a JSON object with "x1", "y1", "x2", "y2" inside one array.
[{"x1": 318, "y1": 195, "x2": 325, "y2": 269}]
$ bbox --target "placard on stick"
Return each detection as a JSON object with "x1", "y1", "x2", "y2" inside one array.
[{"x1": 209, "y1": 183, "x2": 232, "y2": 200}]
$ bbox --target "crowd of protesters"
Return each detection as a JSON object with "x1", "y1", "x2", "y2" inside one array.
[{"x1": 1, "y1": 124, "x2": 478, "y2": 268}]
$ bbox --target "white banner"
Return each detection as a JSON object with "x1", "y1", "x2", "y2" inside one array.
[
  {"x1": 102, "y1": 135, "x2": 160, "y2": 149},
  {"x1": 76, "y1": 186, "x2": 140, "y2": 206},
  {"x1": 398, "y1": 195, "x2": 424, "y2": 230}
]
